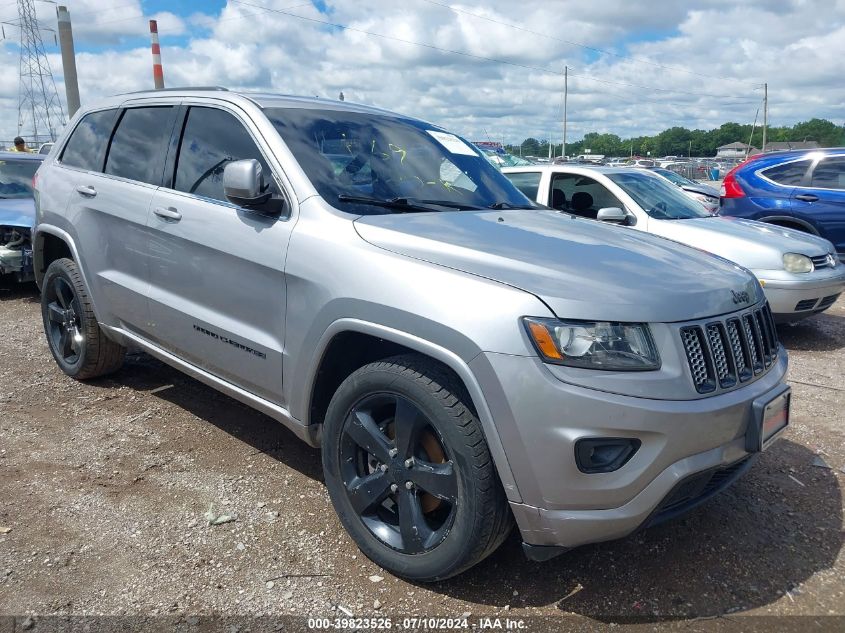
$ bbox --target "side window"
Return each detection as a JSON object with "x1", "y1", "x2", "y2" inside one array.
[
  {"x1": 174, "y1": 107, "x2": 278, "y2": 203},
  {"x1": 811, "y1": 157, "x2": 845, "y2": 189},
  {"x1": 550, "y1": 174, "x2": 579, "y2": 210},
  {"x1": 105, "y1": 107, "x2": 175, "y2": 186},
  {"x1": 762, "y1": 160, "x2": 810, "y2": 186},
  {"x1": 60, "y1": 109, "x2": 118, "y2": 172},
  {"x1": 552, "y1": 174, "x2": 623, "y2": 218},
  {"x1": 505, "y1": 172, "x2": 542, "y2": 201}
]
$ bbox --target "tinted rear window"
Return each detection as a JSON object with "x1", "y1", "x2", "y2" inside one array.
[
  {"x1": 762, "y1": 160, "x2": 810, "y2": 186},
  {"x1": 811, "y1": 157, "x2": 845, "y2": 189},
  {"x1": 60, "y1": 109, "x2": 118, "y2": 172},
  {"x1": 105, "y1": 107, "x2": 175, "y2": 186}
]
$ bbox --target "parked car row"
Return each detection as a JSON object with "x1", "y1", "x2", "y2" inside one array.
[
  {"x1": 503, "y1": 164, "x2": 844, "y2": 322},
  {"x1": 10, "y1": 88, "x2": 836, "y2": 583}
]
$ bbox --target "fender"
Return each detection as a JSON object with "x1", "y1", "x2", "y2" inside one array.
[
  {"x1": 33, "y1": 224, "x2": 85, "y2": 288},
  {"x1": 757, "y1": 215, "x2": 819, "y2": 235},
  {"x1": 304, "y1": 318, "x2": 522, "y2": 502}
]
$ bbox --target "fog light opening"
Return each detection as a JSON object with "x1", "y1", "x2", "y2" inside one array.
[{"x1": 575, "y1": 438, "x2": 641, "y2": 474}]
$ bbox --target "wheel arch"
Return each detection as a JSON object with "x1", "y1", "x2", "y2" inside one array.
[
  {"x1": 305, "y1": 319, "x2": 522, "y2": 502},
  {"x1": 758, "y1": 215, "x2": 819, "y2": 235},
  {"x1": 34, "y1": 225, "x2": 80, "y2": 289}
]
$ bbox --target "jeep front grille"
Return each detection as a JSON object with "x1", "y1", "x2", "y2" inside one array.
[{"x1": 680, "y1": 303, "x2": 779, "y2": 394}]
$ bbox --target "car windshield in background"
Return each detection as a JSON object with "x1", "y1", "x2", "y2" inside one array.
[
  {"x1": 264, "y1": 107, "x2": 532, "y2": 213},
  {"x1": 653, "y1": 167, "x2": 697, "y2": 187},
  {"x1": 0, "y1": 159, "x2": 39, "y2": 199},
  {"x1": 608, "y1": 171, "x2": 711, "y2": 220},
  {"x1": 479, "y1": 147, "x2": 533, "y2": 168}
]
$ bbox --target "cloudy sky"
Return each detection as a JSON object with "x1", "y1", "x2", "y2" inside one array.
[{"x1": 1, "y1": 0, "x2": 843, "y2": 145}]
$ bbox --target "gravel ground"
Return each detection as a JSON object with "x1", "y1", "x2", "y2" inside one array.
[{"x1": 0, "y1": 280, "x2": 843, "y2": 629}]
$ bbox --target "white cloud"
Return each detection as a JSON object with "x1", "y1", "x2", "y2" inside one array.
[{"x1": 1, "y1": 0, "x2": 843, "y2": 146}]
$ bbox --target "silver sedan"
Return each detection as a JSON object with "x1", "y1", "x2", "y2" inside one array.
[{"x1": 503, "y1": 164, "x2": 845, "y2": 322}]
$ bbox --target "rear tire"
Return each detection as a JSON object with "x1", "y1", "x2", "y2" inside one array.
[
  {"x1": 41, "y1": 258, "x2": 125, "y2": 379},
  {"x1": 322, "y1": 354, "x2": 512, "y2": 581}
]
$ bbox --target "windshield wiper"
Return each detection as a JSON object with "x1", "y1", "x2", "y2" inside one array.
[
  {"x1": 488, "y1": 201, "x2": 535, "y2": 210},
  {"x1": 337, "y1": 195, "x2": 484, "y2": 213},
  {"x1": 337, "y1": 195, "x2": 436, "y2": 213},
  {"x1": 412, "y1": 199, "x2": 485, "y2": 210}
]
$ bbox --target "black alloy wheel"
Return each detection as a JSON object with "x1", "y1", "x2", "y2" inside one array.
[
  {"x1": 322, "y1": 355, "x2": 513, "y2": 581},
  {"x1": 40, "y1": 258, "x2": 125, "y2": 379},
  {"x1": 339, "y1": 392, "x2": 458, "y2": 554},
  {"x1": 44, "y1": 275, "x2": 84, "y2": 365}
]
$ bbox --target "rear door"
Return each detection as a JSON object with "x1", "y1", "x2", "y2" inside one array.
[
  {"x1": 146, "y1": 104, "x2": 293, "y2": 405},
  {"x1": 793, "y1": 155, "x2": 845, "y2": 258},
  {"x1": 59, "y1": 104, "x2": 177, "y2": 334}
]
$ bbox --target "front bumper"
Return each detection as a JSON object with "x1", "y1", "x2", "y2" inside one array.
[
  {"x1": 470, "y1": 348, "x2": 788, "y2": 550},
  {"x1": 758, "y1": 270, "x2": 845, "y2": 321}
]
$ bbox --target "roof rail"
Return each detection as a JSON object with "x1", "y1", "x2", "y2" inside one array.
[{"x1": 121, "y1": 86, "x2": 230, "y2": 95}]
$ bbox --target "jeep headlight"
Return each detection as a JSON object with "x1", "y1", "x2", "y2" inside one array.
[
  {"x1": 783, "y1": 253, "x2": 813, "y2": 273},
  {"x1": 523, "y1": 318, "x2": 660, "y2": 370}
]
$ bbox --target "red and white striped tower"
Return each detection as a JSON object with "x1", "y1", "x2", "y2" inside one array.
[{"x1": 149, "y1": 19, "x2": 165, "y2": 89}]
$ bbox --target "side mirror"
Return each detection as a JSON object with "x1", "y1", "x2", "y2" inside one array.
[
  {"x1": 596, "y1": 207, "x2": 629, "y2": 224},
  {"x1": 224, "y1": 159, "x2": 272, "y2": 207}
]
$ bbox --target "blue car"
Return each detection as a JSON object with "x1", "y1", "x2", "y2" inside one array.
[
  {"x1": 0, "y1": 152, "x2": 44, "y2": 282},
  {"x1": 720, "y1": 148, "x2": 845, "y2": 263}
]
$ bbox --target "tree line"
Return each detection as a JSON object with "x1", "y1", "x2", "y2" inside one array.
[{"x1": 508, "y1": 118, "x2": 845, "y2": 158}]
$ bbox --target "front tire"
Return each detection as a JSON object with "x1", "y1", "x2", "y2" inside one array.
[
  {"x1": 41, "y1": 258, "x2": 125, "y2": 379},
  {"x1": 322, "y1": 355, "x2": 512, "y2": 581}
]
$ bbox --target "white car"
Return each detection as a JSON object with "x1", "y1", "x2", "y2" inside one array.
[
  {"x1": 648, "y1": 166, "x2": 720, "y2": 213},
  {"x1": 502, "y1": 164, "x2": 845, "y2": 322}
]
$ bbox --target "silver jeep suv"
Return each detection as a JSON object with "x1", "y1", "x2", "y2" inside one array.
[{"x1": 33, "y1": 88, "x2": 790, "y2": 581}]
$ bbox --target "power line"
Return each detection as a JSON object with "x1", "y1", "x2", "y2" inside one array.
[
  {"x1": 230, "y1": 0, "x2": 759, "y2": 102},
  {"x1": 419, "y1": 0, "x2": 760, "y2": 86}
]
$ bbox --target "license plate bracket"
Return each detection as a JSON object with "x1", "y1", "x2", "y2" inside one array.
[{"x1": 747, "y1": 387, "x2": 790, "y2": 453}]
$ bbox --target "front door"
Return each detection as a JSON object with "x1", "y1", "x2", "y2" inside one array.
[{"x1": 146, "y1": 105, "x2": 293, "y2": 405}]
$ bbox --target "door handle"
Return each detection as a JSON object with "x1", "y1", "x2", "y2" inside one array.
[
  {"x1": 795, "y1": 194, "x2": 819, "y2": 202},
  {"x1": 153, "y1": 206, "x2": 182, "y2": 221},
  {"x1": 75, "y1": 185, "x2": 97, "y2": 197}
]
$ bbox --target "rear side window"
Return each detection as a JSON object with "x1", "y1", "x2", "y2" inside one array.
[
  {"x1": 105, "y1": 107, "x2": 175, "y2": 186},
  {"x1": 505, "y1": 172, "x2": 542, "y2": 200},
  {"x1": 60, "y1": 109, "x2": 118, "y2": 172},
  {"x1": 174, "y1": 106, "x2": 277, "y2": 203},
  {"x1": 761, "y1": 160, "x2": 810, "y2": 186},
  {"x1": 811, "y1": 157, "x2": 845, "y2": 189}
]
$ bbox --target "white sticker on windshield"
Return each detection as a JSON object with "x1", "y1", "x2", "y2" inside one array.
[{"x1": 426, "y1": 130, "x2": 478, "y2": 156}]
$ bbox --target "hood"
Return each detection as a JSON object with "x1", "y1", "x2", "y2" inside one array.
[
  {"x1": 648, "y1": 216, "x2": 834, "y2": 270},
  {"x1": 354, "y1": 209, "x2": 762, "y2": 323},
  {"x1": 0, "y1": 197, "x2": 35, "y2": 228},
  {"x1": 680, "y1": 183, "x2": 720, "y2": 198}
]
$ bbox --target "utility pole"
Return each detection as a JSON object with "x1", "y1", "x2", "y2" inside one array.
[
  {"x1": 762, "y1": 82, "x2": 768, "y2": 153},
  {"x1": 56, "y1": 6, "x2": 79, "y2": 117},
  {"x1": 149, "y1": 19, "x2": 164, "y2": 89},
  {"x1": 16, "y1": 0, "x2": 66, "y2": 144},
  {"x1": 562, "y1": 65, "x2": 568, "y2": 159}
]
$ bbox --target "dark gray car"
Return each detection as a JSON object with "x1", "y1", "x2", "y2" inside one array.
[{"x1": 33, "y1": 89, "x2": 790, "y2": 581}]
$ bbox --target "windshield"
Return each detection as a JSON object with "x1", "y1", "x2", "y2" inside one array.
[
  {"x1": 264, "y1": 107, "x2": 532, "y2": 213},
  {"x1": 607, "y1": 171, "x2": 711, "y2": 220},
  {"x1": 652, "y1": 168, "x2": 696, "y2": 187},
  {"x1": 0, "y1": 159, "x2": 39, "y2": 199},
  {"x1": 479, "y1": 147, "x2": 533, "y2": 168}
]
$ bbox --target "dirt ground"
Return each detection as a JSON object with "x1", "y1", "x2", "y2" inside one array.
[{"x1": 1, "y1": 280, "x2": 844, "y2": 629}]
